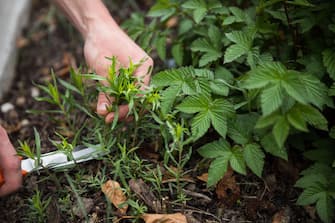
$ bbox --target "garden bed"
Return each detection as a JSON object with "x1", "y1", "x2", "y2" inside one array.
[{"x1": 0, "y1": 1, "x2": 329, "y2": 222}]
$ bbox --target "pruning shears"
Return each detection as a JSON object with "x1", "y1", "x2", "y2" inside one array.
[{"x1": 0, "y1": 146, "x2": 108, "y2": 187}]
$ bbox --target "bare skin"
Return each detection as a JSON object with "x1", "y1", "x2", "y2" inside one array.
[{"x1": 0, "y1": 0, "x2": 152, "y2": 196}]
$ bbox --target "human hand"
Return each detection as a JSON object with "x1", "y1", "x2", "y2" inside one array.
[
  {"x1": 84, "y1": 20, "x2": 153, "y2": 123},
  {"x1": 0, "y1": 125, "x2": 22, "y2": 196}
]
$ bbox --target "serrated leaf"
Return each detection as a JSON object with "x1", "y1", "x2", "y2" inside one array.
[
  {"x1": 316, "y1": 193, "x2": 334, "y2": 223},
  {"x1": 182, "y1": 0, "x2": 206, "y2": 9},
  {"x1": 192, "y1": 111, "x2": 211, "y2": 139},
  {"x1": 295, "y1": 174, "x2": 328, "y2": 189},
  {"x1": 198, "y1": 139, "x2": 230, "y2": 158},
  {"x1": 261, "y1": 133, "x2": 288, "y2": 160},
  {"x1": 228, "y1": 113, "x2": 259, "y2": 145},
  {"x1": 210, "y1": 111, "x2": 228, "y2": 138},
  {"x1": 230, "y1": 147, "x2": 246, "y2": 175},
  {"x1": 323, "y1": 49, "x2": 335, "y2": 80},
  {"x1": 255, "y1": 112, "x2": 280, "y2": 129},
  {"x1": 229, "y1": 7, "x2": 246, "y2": 22},
  {"x1": 199, "y1": 51, "x2": 222, "y2": 66},
  {"x1": 296, "y1": 186, "x2": 324, "y2": 206},
  {"x1": 261, "y1": 84, "x2": 284, "y2": 115},
  {"x1": 287, "y1": 106, "x2": 308, "y2": 131},
  {"x1": 160, "y1": 85, "x2": 180, "y2": 115},
  {"x1": 299, "y1": 104, "x2": 328, "y2": 131},
  {"x1": 225, "y1": 31, "x2": 252, "y2": 47},
  {"x1": 193, "y1": 8, "x2": 207, "y2": 23},
  {"x1": 207, "y1": 156, "x2": 229, "y2": 186},
  {"x1": 176, "y1": 95, "x2": 208, "y2": 113},
  {"x1": 243, "y1": 144, "x2": 265, "y2": 177},
  {"x1": 224, "y1": 44, "x2": 247, "y2": 63},
  {"x1": 272, "y1": 116, "x2": 290, "y2": 148}
]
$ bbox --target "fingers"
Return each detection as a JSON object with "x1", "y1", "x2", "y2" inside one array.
[
  {"x1": 0, "y1": 126, "x2": 22, "y2": 196},
  {"x1": 0, "y1": 156, "x2": 22, "y2": 197},
  {"x1": 97, "y1": 92, "x2": 111, "y2": 116},
  {"x1": 105, "y1": 105, "x2": 129, "y2": 123}
]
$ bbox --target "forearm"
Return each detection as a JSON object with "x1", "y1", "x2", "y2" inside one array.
[{"x1": 53, "y1": 0, "x2": 119, "y2": 39}]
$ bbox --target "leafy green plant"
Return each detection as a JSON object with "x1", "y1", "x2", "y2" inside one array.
[
  {"x1": 23, "y1": 0, "x2": 335, "y2": 221},
  {"x1": 122, "y1": 0, "x2": 335, "y2": 221}
]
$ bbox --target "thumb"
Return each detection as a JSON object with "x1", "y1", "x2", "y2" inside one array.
[{"x1": 97, "y1": 92, "x2": 112, "y2": 116}]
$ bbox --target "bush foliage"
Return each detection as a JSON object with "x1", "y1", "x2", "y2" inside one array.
[{"x1": 122, "y1": 0, "x2": 335, "y2": 222}]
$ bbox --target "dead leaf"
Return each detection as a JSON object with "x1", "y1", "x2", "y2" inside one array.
[
  {"x1": 197, "y1": 173, "x2": 208, "y2": 182},
  {"x1": 101, "y1": 180, "x2": 128, "y2": 215},
  {"x1": 142, "y1": 213, "x2": 187, "y2": 223},
  {"x1": 215, "y1": 168, "x2": 240, "y2": 207}
]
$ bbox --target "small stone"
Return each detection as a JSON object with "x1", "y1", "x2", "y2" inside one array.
[
  {"x1": 31, "y1": 87, "x2": 40, "y2": 97},
  {"x1": 16, "y1": 96, "x2": 26, "y2": 106},
  {"x1": 72, "y1": 197, "x2": 94, "y2": 218},
  {"x1": 20, "y1": 119, "x2": 29, "y2": 126},
  {"x1": 1, "y1": 102, "x2": 14, "y2": 113}
]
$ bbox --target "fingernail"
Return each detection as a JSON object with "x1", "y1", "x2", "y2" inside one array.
[{"x1": 98, "y1": 103, "x2": 108, "y2": 112}]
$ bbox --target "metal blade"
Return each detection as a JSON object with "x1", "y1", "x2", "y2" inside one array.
[{"x1": 21, "y1": 145, "x2": 108, "y2": 173}]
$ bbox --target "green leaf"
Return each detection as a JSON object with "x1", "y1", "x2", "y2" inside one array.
[
  {"x1": 287, "y1": 106, "x2": 308, "y2": 132},
  {"x1": 261, "y1": 133, "x2": 288, "y2": 160},
  {"x1": 193, "y1": 8, "x2": 207, "y2": 23},
  {"x1": 295, "y1": 174, "x2": 328, "y2": 189},
  {"x1": 210, "y1": 110, "x2": 228, "y2": 138},
  {"x1": 209, "y1": 80, "x2": 229, "y2": 96},
  {"x1": 255, "y1": 112, "x2": 280, "y2": 129},
  {"x1": 208, "y1": 25, "x2": 221, "y2": 48},
  {"x1": 272, "y1": 117, "x2": 290, "y2": 148},
  {"x1": 198, "y1": 139, "x2": 231, "y2": 158},
  {"x1": 172, "y1": 43, "x2": 184, "y2": 66},
  {"x1": 199, "y1": 51, "x2": 222, "y2": 67},
  {"x1": 224, "y1": 44, "x2": 247, "y2": 63},
  {"x1": 297, "y1": 186, "x2": 325, "y2": 206},
  {"x1": 261, "y1": 84, "x2": 284, "y2": 115},
  {"x1": 229, "y1": 7, "x2": 246, "y2": 23},
  {"x1": 183, "y1": 0, "x2": 207, "y2": 23},
  {"x1": 225, "y1": 31, "x2": 252, "y2": 48},
  {"x1": 160, "y1": 85, "x2": 180, "y2": 115},
  {"x1": 191, "y1": 38, "x2": 222, "y2": 66},
  {"x1": 299, "y1": 104, "x2": 328, "y2": 131},
  {"x1": 192, "y1": 111, "x2": 211, "y2": 139},
  {"x1": 207, "y1": 156, "x2": 229, "y2": 186},
  {"x1": 316, "y1": 193, "x2": 335, "y2": 223},
  {"x1": 176, "y1": 94, "x2": 208, "y2": 114},
  {"x1": 323, "y1": 49, "x2": 335, "y2": 80},
  {"x1": 228, "y1": 113, "x2": 259, "y2": 145},
  {"x1": 230, "y1": 146, "x2": 246, "y2": 175},
  {"x1": 156, "y1": 35, "x2": 167, "y2": 60},
  {"x1": 243, "y1": 144, "x2": 265, "y2": 177}
]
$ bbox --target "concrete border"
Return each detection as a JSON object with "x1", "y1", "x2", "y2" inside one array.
[{"x1": 0, "y1": 1, "x2": 32, "y2": 99}]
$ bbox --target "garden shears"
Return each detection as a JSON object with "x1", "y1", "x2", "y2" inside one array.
[{"x1": 0, "y1": 146, "x2": 108, "y2": 187}]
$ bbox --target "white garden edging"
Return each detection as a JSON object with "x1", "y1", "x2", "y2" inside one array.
[{"x1": 0, "y1": 1, "x2": 31, "y2": 99}]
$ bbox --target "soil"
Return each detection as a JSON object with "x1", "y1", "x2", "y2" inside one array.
[{"x1": 0, "y1": 1, "x2": 321, "y2": 223}]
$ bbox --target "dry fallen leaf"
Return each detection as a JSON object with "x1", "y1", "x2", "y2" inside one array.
[
  {"x1": 101, "y1": 180, "x2": 128, "y2": 215},
  {"x1": 196, "y1": 173, "x2": 208, "y2": 182},
  {"x1": 142, "y1": 213, "x2": 187, "y2": 223},
  {"x1": 215, "y1": 168, "x2": 240, "y2": 207}
]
